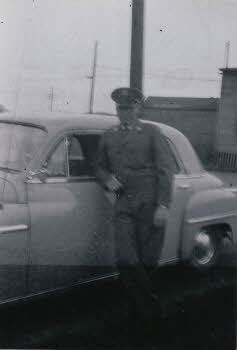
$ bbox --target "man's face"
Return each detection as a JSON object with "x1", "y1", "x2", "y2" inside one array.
[{"x1": 116, "y1": 103, "x2": 142, "y2": 122}]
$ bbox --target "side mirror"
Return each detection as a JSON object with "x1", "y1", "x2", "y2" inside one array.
[{"x1": 27, "y1": 168, "x2": 49, "y2": 183}]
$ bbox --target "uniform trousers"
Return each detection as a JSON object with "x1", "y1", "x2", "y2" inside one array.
[{"x1": 113, "y1": 177, "x2": 163, "y2": 323}]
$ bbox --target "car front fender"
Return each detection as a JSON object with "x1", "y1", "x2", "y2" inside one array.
[{"x1": 181, "y1": 187, "x2": 237, "y2": 261}]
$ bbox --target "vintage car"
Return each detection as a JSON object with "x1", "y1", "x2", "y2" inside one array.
[{"x1": 0, "y1": 113, "x2": 235, "y2": 304}]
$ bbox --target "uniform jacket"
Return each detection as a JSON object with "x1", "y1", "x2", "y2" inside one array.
[{"x1": 96, "y1": 119, "x2": 173, "y2": 207}]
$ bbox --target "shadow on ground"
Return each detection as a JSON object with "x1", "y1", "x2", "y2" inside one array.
[{"x1": 0, "y1": 265, "x2": 235, "y2": 349}]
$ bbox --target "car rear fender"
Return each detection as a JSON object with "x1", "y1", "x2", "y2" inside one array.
[{"x1": 181, "y1": 187, "x2": 237, "y2": 260}]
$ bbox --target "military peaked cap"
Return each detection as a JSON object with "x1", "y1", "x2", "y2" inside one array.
[{"x1": 111, "y1": 87, "x2": 144, "y2": 106}]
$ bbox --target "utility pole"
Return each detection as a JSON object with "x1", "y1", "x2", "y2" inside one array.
[
  {"x1": 48, "y1": 87, "x2": 54, "y2": 112},
  {"x1": 89, "y1": 41, "x2": 98, "y2": 114},
  {"x1": 130, "y1": 0, "x2": 144, "y2": 92},
  {"x1": 0, "y1": 105, "x2": 7, "y2": 113},
  {"x1": 224, "y1": 40, "x2": 230, "y2": 68}
]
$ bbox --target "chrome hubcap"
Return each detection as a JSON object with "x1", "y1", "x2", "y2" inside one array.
[{"x1": 193, "y1": 231, "x2": 215, "y2": 265}]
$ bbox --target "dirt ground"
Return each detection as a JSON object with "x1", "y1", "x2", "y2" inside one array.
[{"x1": 0, "y1": 265, "x2": 235, "y2": 349}]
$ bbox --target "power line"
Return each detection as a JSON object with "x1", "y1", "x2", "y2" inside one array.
[
  {"x1": 97, "y1": 65, "x2": 220, "y2": 82},
  {"x1": 97, "y1": 64, "x2": 130, "y2": 73}
]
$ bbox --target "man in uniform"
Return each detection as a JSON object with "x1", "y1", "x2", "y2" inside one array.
[{"x1": 96, "y1": 87, "x2": 173, "y2": 332}]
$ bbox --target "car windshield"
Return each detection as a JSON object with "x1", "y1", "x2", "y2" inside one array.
[{"x1": 0, "y1": 122, "x2": 47, "y2": 172}]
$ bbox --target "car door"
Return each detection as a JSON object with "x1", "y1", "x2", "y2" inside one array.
[
  {"x1": 0, "y1": 201, "x2": 29, "y2": 301},
  {"x1": 159, "y1": 139, "x2": 193, "y2": 265},
  {"x1": 159, "y1": 174, "x2": 193, "y2": 265},
  {"x1": 66, "y1": 133, "x2": 116, "y2": 276},
  {"x1": 27, "y1": 131, "x2": 116, "y2": 294}
]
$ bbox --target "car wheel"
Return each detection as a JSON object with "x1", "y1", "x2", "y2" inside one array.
[{"x1": 190, "y1": 229, "x2": 222, "y2": 270}]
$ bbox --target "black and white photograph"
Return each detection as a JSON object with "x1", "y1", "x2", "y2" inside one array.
[{"x1": 0, "y1": 0, "x2": 236, "y2": 349}]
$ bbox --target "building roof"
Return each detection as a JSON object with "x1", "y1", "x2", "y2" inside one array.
[
  {"x1": 144, "y1": 96, "x2": 219, "y2": 111},
  {"x1": 220, "y1": 68, "x2": 237, "y2": 75}
]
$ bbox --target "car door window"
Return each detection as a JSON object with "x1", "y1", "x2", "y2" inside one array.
[
  {"x1": 68, "y1": 134, "x2": 100, "y2": 178},
  {"x1": 46, "y1": 139, "x2": 67, "y2": 177},
  {"x1": 165, "y1": 138, "x2": 182, "y2": 174}
]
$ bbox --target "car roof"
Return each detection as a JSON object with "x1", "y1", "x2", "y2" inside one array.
[
  {"x1": 0, "y1": 112, "x2": 203, "y2": 174},
  {"x1": 0, "y1": 112, "x2": 184, "y2": 139}
]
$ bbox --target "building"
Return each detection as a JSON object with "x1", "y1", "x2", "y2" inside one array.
[
  {"x1": 215, "y1": 68, "x2": 237, "y2": 169},
  {"x1": 144, "y1": 96, "x2": 219, "y2": 165}
]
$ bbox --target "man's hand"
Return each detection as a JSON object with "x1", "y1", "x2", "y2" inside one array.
[
  {"x1": 105, "y1": 175, "x2": 123, "y2": 192},
  {"x1": 153, "y1": 205, "x2": 169, "y2": 228},
  {"x1": 104, "y1": 192, "x2": 117, "y2": 206}
]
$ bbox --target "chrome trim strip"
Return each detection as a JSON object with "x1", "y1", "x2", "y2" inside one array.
[
  {"x1": 46, "y1": 178, "x2": 67, "y2": 184},
  {"x1": 0, "y1": 272, "x2": 119, "y2": 306},
  {"x1": 26, "y1": 179, "x2": 41, "y2": 184},
  {"x1": 159, "y1": 257, "x2": 179, "y2": 266},
  {"x1": 0, "y1": 224, "x2": 29, "y2": 234},
  {"x1": 175, "y1": 173, "x2": 205, "y2": 180},
  {"x1": 187, "y1": 210, "x2": 237, "y2": 224},
  {"x1": 27, "y1": 177, "x2": 67, "y2": 184},
  {"x1": 28, "y1": 176, "x2": 96, "y2": 184},
  {"x1": 67, "y1": 176, "x2": 96, "y2": 183}
]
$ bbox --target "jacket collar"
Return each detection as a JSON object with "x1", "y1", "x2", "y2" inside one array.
[{"x1": 119, "y1": 119, "x2": 142, "y2": 132}]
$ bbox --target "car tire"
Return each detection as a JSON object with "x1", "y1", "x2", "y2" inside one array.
[{"x1": 189, "y1": 229, "x2": 222, "y2": 271}]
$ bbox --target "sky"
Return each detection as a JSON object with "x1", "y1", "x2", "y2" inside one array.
[{"x1": 0, "y1": 0, "x2": 237, "y2": 116}]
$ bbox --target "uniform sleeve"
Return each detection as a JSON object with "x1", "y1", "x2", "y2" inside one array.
[
  {"x1": 151, "y1": 127, "x2": 174, "y2": 207},
  {"x1": 95, "y1": 133, "x2": 112, "y2": 189}
]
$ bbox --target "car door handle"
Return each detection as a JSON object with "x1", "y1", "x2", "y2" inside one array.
[
  {"x1": 177, "y1": 184, "x2": 190, "y2": 190},
  {"x1": 0, "y1": 224, "x2": 29, "y2": 234}
]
